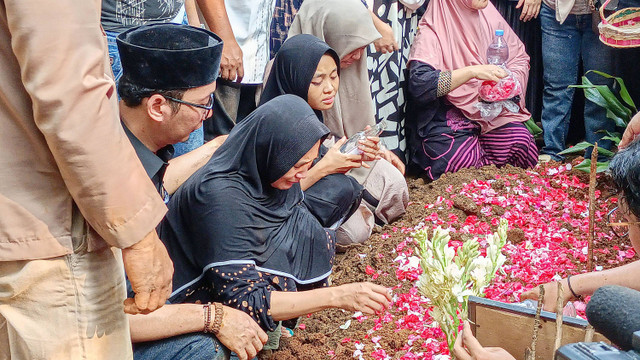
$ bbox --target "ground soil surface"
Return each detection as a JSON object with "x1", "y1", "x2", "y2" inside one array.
[{"x1": 259, "y1": 161, "x2": 635, "y2": 360}]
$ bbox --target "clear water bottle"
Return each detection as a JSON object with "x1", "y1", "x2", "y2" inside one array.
[
  {"x1": 340, "y1": 120, "x2": 387, "y2": 155},
  {"x1": 486, "y1": 29, "x2": 509, "y2": 66}
]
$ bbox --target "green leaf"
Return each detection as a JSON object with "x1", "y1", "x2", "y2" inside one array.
[
  {"x1": 601, "y1": 135, "x2": 621, "y2": 145},
  {"x1": 606, "y1": 109, "x2": 629, "y2": 128},
  {"x1": 587, "y1": 70, "x2": 637, "y2": 112},
  {"x1": 570, "y1": 83, "x2": 608, "y2": 108},
  {"x1": 524, "y1": 118, "x2": 542, "y2": 137},
  {"x1": 577, "y1": 76, "x2": 631, "y2": 121},
  {"x1": 573, "y1": 159, "x2": 611, "y2": 173},
  {"x1": 604, "y1": 130, "x2": 622, "y2": 138},
  {"x1": 595, "y1": 85, "x2": 631, "y2": 120},
  {"x1": 558, "y1": 141, "x2": 594, "y2": 155},
  {"x1": 595, "y1": 146, "x2": 615, "y2": 158}
]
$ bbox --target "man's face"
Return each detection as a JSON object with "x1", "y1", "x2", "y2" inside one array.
[{"x1": 164, "y1": 81, "x2": 217, "y2": 144}]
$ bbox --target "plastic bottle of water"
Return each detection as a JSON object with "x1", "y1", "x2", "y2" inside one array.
[
  {"x1": 486, "y1": 29, "x2": 509, "y2": 66},
  {"x1": 340, "y1": 120, "x2": 387, "y2": 155}
]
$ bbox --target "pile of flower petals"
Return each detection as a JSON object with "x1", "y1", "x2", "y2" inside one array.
[{"x1": 339, "y1": 164, "x2": 631, "y2": 359}]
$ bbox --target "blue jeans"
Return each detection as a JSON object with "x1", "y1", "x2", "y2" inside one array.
[
  {"x1": 540, "y1": 3, "x2": 615, "y2": 160},
  {"x1": 134, "y1": 333, "x2": 230, "y2": 360},
  {"x1": 173, "y1": 127, "x2": 205, "y2": 156},
  {"x1": 106, "y1": 30, "x2": 123, "y2": 83}
]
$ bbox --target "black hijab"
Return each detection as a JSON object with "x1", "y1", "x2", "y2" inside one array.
[
  {"x1": 161, "y1": 95, "x2": 334, "y2": 291},
  {"x1": 260, "y1": 34, "x2": 340, "y2": 121}
]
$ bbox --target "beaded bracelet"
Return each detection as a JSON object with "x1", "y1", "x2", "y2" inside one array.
[
  {"x1": 437, "y1": 70, "x2": 452, "y2": 98},
  {"x1": 567, "y1": 275, "x2": 584, "y2": 301},
  {"x1": 210, "y1": 302, "x2": 224, "y2": 335},
  {"x1": 203, "y1": 302, "x2": 225, "y2": 334},
  {"x1": 203, "y1": 303, "x2": 212, "y2": 333}
]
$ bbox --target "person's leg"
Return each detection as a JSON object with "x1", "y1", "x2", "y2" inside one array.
[
  {"x1": 418, "y1": 107, "x2": 484, "y2": 180},
  {"x1": 215, "y1": 80, "x2": 242, "y2": 123},
  {"x1": 304, "y1": 173, "x2": 363, "y2": 227},
  {"x1": 173, "y1": 126, "x2": 205, "y2": 157},
  {"x1": 353, "y1": 159, "x2": 409, "y2": 225},
  {"x1": 0, "y1": 247, "x2": 131, "y2": 360},
  {"x1": 580, "y1": 13, "x2": 616, "y2": 156},
  {"x1": 335, "y1": 202, "x2": 375, "y2": 246},
  {"x1": 479, "y1": 122, "x2": 539, "y2": 168},
  {"x1": 236, "y1": 85, "x2": 260, "y2": 123},
  {"x1": 134, "y1": 333, "x2": 230, "y2": 360},
  {"x1": 540, "y1": 3, "x2": 581, "y2": 160}
]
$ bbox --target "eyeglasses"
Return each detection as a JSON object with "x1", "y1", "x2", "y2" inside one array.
[
  {"x1": 164, "y1": 92, "x2": 215, "y2": 112},
  {"x1": 607, "y1": 206, "x2": 640, "y2": 238}
]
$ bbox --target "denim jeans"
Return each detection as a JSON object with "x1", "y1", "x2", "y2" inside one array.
[
  {"x1": 540, "y1": 2, "x2": 615, "y2": 160},
  {"x1": 173, "y1": 126, "x2": 205, "y2": 156},
  {"x1": 134, "y1": 333, "x2": 230, "y2": 360},
  {"x1": 106, "y1": 30, "x2": 123, "y2": 83}
]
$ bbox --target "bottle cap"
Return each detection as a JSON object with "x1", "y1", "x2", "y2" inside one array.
[{"x1": 495, "y1": 29, "x2": 504, "y2": 36}]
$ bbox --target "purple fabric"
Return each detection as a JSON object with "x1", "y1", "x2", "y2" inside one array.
[
  {"x1": 408, "y1": 61, "x2": 537, "y2": 180},
  {"x1": 420, "y1": 110, "x2": 537, "y2": 180}
]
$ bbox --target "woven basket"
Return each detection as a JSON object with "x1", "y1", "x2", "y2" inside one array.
[{"x1": 598, "y1": 0, "x2": 640, "y2": 48}]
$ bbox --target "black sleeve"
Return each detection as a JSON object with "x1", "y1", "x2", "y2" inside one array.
[
  {"x1": 408, "y1": 61, "x2": 441, "y2": 105},
  {"x1": 207, "y1": 263, "x2": 278, "y2": 331}
]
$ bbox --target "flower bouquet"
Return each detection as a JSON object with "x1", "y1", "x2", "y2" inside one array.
[{"x1": 415, "y1": 218, "x2": 509, "y2": 355}]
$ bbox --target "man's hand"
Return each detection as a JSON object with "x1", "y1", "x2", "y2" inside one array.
[
  {"x1": 516, "y1": 0, "x2": 541, "y2": 22},
  {"x1": 216, "y1": 306, "x2": 268, "y2": 360},
  {"x1": 454, "y1": 321, "x2": 516, "y2": 360},
  {"x1": 620, "y1": 111, "x2": 640, "y2": 148},
  {"x1": 220, "y1": 39, "x2": 244, "y2": 82},
  {"x1": 122, "y1": 230, "x2": 174, "y2": 314},
  {"x1": 373, "y1": 21, "x2": 399, "y2": 54}
]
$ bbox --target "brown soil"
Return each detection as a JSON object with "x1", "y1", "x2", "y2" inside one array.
[{"x1": 259, "y1": 162, "x2": 632, "y2": 360}]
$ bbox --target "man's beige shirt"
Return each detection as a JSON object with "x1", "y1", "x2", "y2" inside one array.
[{"x1": 0, "y1": 0, "x2": 167, "y2": 261}]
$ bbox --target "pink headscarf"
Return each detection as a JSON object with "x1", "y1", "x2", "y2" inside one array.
[{"x1": 408, "y1": 0, "x2": 531, "y2": 133}]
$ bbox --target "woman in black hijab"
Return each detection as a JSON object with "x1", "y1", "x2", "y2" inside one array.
[
  {"x1": 261, "y1": 34, "x2": 409, "y2": 246},
  {"x1": 262, "y1": 34, "x2": 374, "y2": 240},
  {"x1": 160, "y1": 95, "x2": 391, "y2": 332}
]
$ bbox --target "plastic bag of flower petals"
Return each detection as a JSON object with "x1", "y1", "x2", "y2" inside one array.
[{"x1": 475, "y1": 66, "x2": 522, "y2": 122}]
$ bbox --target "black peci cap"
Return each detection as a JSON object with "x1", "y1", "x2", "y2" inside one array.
[{"x1": 117, "y1": 23, "x2": 223, "y2": 90}]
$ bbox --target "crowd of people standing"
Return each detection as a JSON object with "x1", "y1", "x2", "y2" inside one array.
[{"x1": 2, "y1": 0, "x2": 640, "y2": 359}]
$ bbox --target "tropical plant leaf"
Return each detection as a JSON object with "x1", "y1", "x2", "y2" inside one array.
[
  {"x1": 524, "y1": 118, "x2": 542, "y2": 137},
  {"x1": 558, "y1": 141, "x2": 594, "y2": 155},
  {"x1": 576, "y1": 76, "x2": 632, "y2": 121},
  {"x1": 595, "y1": 146, "x2": 615, "y2": 158},
  {"x1": 606, "y1": 109, "x2": 629, "y2": 128},
  {"x1": 570, "y1": 84, "x2": 608, "y2": 108},
  {"x1": 604, "y1": 130, "x2": 622, "y2": 138},
  {"x1": 601, "y1": 135, "x2": 621, "y2": 145},
  {"x1": 558, "y1": 142, "x2": 614, "y2": 157},
  {"x1": 587, "y1": 70, "x2": 637, "y2": 112},
  {"x1": 573, "y1": 159, "x2": 610, "y2": 173}
]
